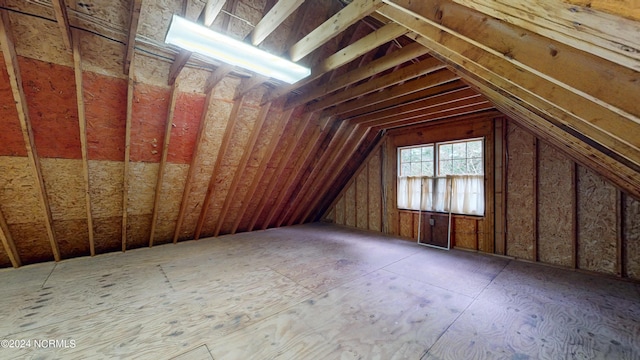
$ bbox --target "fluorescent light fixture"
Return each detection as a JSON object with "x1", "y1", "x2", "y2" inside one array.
[{"x1": 165, "y1": 15, "x2": 310, "y2": 84}]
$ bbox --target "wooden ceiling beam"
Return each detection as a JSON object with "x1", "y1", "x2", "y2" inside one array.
[
  {"x1": 267, "y1": 22, "x2": 412, "y2": 104},
  {"x1": 337, "y1": 79, "x2": 465, "y2": 119},
  {"x1": 0, "y1": 10, "x2": 61, "y2": 261},
  {"x1": 380, "y1": 3, "x2": 640, "y2": 176},
  {"x1": 194, "y1": 95, "x2": 245, "y2": 239},
  {"x1": 232, "y1": 106, "x2": 295, "y2": 234},
  {"x1": 122, "y1": 63, "x2": 135, "y2": 252},
  {"x1": 149, "y1": 82, "x2": 179, "y2": 247},
  {"x1": 305, "y1": 58, "x2": 447, "y2": 112},
  {"x1": 51, "y1": 0, "x2": 72, "y2": 51},
  {"x1": 252, "y1": 0, "x2": 306, "y2": 45},
  {"x1": 288, "y1": 0, "x2": 384, "y2": 62},
  {"x1": 449, "y1": 0, "x2": 640, "y2": 71},
  {"x1": 351, "y1": 87, "x2": 481, "y2": 124},
  {"x1": 213, "y1": 100, "x2": 272, "y2": 237},
  {"x1": 123, "y1": 0, "x2": 142, "y2": 75},
  {"x1": 71, "y1": 29, "x2": 95, "y2": 256},
  {"x1": 0, "y1": 208, "x2": 20, "y2": 268}
]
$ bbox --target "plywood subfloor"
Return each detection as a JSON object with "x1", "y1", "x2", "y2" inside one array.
[{"x1": 0, "y1": 223, "x2": 639, "y2": 359}]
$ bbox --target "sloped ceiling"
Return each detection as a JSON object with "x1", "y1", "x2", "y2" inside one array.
[{"x1": 0, "y1": 0, "x2": 637, "y2": 268}]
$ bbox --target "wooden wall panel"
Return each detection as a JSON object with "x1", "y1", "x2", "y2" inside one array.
[
  {"x1": 0, "y1": 56, "x2": 26, "y2": 157},
  {"x1": 454, "y1": 218, "x2": 476, "y2": 250},
  {"x1": 168, "y1": 92, "x2": 205, "y2": 164},
  {"x1": 624, "y1": 195, "x2": 640, "y2": 280},
  {"x1": 88, "y1": 160, "x2": 123, "y2": 253},
  {"x1": 368, "y1": 149, "x2": 382, "y2": 232},
  {"x1": 335, "y1": 196, "x2": 346, "y2": 226},
  {"x1": 345, "y1": 183, "x2": 356, "y2": 228},
  {"x1": 0, "y1": 157, "x2": 46, "y2": 224},
  {"x1": 40, "y1": 159, "x2": 86, "y2": 221},
  {"x1": 84, "y1": 72, "x2": 127, "y2": 161},
  {"x1": 130, "y1": 83, "x2": 170, "y2": 163},
  {"x1": 356, "y1": 167, "x2": 368, "y2": 229},
  {"x1": 53, "y1": 219, "x2": 90, "y2": 258},
  {"x1": 577, "y1": 166, "x2": 618, "y2": 275},
  {"x1": 399, "y1": 211, "x2": 413, "y2": 239},
  {"x1": 537, "y1": 142, "x2": 574, "y2": 267},
  {"x1": 10, "y1": 12, "x2": 71, "y2": 66},
  {"x1": 9, "y1": 222, "x2": 53, "y2": 264},
  {"x1": 505, "y1": 122, "x2": 536, "y2": 260},
  {"x1": 153, "y1": 163, "x2": 189, "y2": 245}
]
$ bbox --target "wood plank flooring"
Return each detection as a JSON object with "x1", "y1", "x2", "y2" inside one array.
[{"x1": 1, "y1": 223, "x2": 639, "y2": 359}]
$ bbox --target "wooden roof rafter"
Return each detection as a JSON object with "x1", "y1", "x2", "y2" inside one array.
[
  {"x1": 51, "y1": 0, "x2": 72, "y2": 51},
  {"x1": 123, "y1": 0, "x2": 143, "y2": 75}
]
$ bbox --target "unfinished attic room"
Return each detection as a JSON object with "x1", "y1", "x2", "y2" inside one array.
[{"x1": 2, "y1": 0, "x2": 640, "y2": 358}]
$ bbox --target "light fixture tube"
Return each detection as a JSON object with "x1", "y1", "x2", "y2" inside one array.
[{"x1": 165, "y1": 15, "x2": 310, "y2": 84}]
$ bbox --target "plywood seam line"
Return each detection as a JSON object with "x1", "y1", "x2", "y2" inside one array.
[
  {"x1": 0, "y1": 9, "x2": 61, "y2": 262},
  {"x1": 72, "y1": 28, "x2": 95, "y2": 256},
  {"x1": 149, "y1": 82, "x2": 179, "y2": 247}
]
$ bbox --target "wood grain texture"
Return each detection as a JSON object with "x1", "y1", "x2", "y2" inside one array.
[
  {"x1": 624, "y1": 195, "x2": 640, "y2": 280},
  {"x1": 506, "y1": 122, "x2": 536, "y2": 260},
  {"x1": 537, "y1": 141, "x2": 574, "y2": 267},
  {"x1": 577, "y1": 166, "x2": 618, "y2": 275}
]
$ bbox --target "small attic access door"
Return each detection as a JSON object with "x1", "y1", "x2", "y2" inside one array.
[{"x1": 418, "y1": 213, "x2": 449, "y2": 248}]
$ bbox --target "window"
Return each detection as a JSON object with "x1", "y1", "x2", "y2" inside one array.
[{"x1": 397, "y1": 138, "x2": 485, "y2": 216}]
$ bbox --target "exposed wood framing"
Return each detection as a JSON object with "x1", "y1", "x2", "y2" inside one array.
[
  {"x1": 51, "y1": 0, "x2": 72, "y2": 51},
  {"x1": 205, "y1": 64, "x2": 234, "y2": 93},
  {"x1": 168, "y1": 0, "x2": 227, "y2": 85},
  {"x1": 448, "y1": 0, "x2": 640, "y2": 71},
  {"x1": 149, "y1": 83, "x2": 179, "y2": 247},
  {"x1": 251, "y1": 0, "x2": 306, "y2": 45},
  {"x1": 288, "y1": 0, "x2": 384, "y2": 62},
  {"x1": 213, "y1": 100, "x2": 272, "y2": 236},
  {"x1": 369, "y1": 100, "x2": 494, "y2": 130},
  {"x1": 571, "y1": 161, "x2": 577, "y2": 269},
  {"x1": 265, "y1": 115, "x2": 333, "y2": 228},
  {"x1": 300, "y1": 126, "x2": 372, "y2": 223},
  {"x1": 533, "y1": 138, "x2": 539, "y2": 262},
  {"x1": 194, "y1": 96, "x2": 246, "y2": 239},
  {"x1": 235, "y1": 75, "x2": 268, "y2": 100},
  {"x1": 286, "y1": 41, "x2": 429, "y2": 108},
  {"x1": 231, "y1": 107, "x2": 295, "y2": 234},
  {"x1": 0, "y1": 208, "x2": 20, "y2": 268},
  {"x1": 305, "y1": 58, "x2": 446, "y2": 112},
  {"x1": 494, "y1": 117, "x2": 506, "y2": 255},
  {"x1": 282, "y1": 121, "x2": 354, "y2": 225},
  {"x1": 332, "y1": 76, "x2": 462, "y2": 119},
  {"x1": 379, "y1": 3, "x2": 640, "y2": 199},
  {"x1": 173, "y1": 91, "x2": 214, "y2": 243},
  {"x1": 123, "y1": 0, "x2": 142, "y2": 75},
  {"x1": 72, "y1": 29, "x2": 95, "y2": 256},
  {"x1": 122, "y1": 65, "x2": 134, "y2": 252},
  {"x1": 616, "y1": 190, "x2": 623, "y2": 277},
  {"x1": 248, "y1": 113, "x2": 317, "y2": 231},
  {"x1": 0, "y1": 9, "x2": 61, "y2": 262}
]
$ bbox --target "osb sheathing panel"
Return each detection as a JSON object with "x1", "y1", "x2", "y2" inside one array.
[
  {"x1": 9, "y1": 222, "x2": 53, "y2": 264},
  {"x1": 335, "y1": 196, "x2": 346, "y2": 226},
  {"x1": 230, "y1": 1, "x2": 266, "y2": 39},
  {"x1": 5, "y1": 0, "x2": 54, "y2": 20},
  {"x1": 221, "y1": 100, "x2": 263, "y2": 167},
  {"x1": 200, "y1": 165, "x2": 237, "y2": 237},
  {"x1": 477, "y1": 219, "x2": 486, "y2": 252},
  {"x1": 537, "y1": 142, "x2": 574, "y2": 267},
  {"x1": 152, "y1": 219, "x2": 177, "y2": 246},
  {"x1": 176, "y1": 67, "x2": 209, "y2": 94},
  {"x1": 506, "y1": 122, "x2": 536, "y2": 261},
  {"x1": 0, "y1": 247, "x2": 11, "y2": 268},
  {"x1": 178, "y1": 79, "x2": 239, "y2": 239},
  {"x1": 70, "y1": 0, "x2": 129, "y2": 32},
  {"x1": 0, "y1": 156, "x2": 43, "y2": 224},
  {"x1": 246, "y1": 108, "x2": 285, "y2": 168},
  {"x1": 54, "y1": 219, "x2": 90, "y2": 259},
  {"x1": 624, "y1": 195, "x2": 640, "y2": 280},
  {"x1": 133, "y1": 54, "x2": 172, "y2": 88},
  {"x1": 368, "y1": 149, "x2": 382, "y2": 232},
  {"x1": 88, "y1": 160, "x2": 123, "y2": 218},
  {"x1": 238, "y1": 166, "x2": 276, "y2": 231},
  {"x1": 0, "y1": 56, "x2": 26, "y2": 157},
  {"x1": 84, "y1": 72, "x2": 127, "y2": 161},
  {"x1": 356, "y1": 169, "x2": 368, "y2": 230},
  {"x1": 577, "y1": 166, "x2": 617, "y2": 275},
  {"x1": 127, "y1": 214, "x2": 152, "y2": 250},
  {"x1": 399, "y1": 211, "x2": 412, "y2": 239},
  {"x1": 138, "y1": 0, "x2": 182, "y2": 43},
  {"x1": 93, "y1": 216, "x2": 122, "y2": 254},
  {"x1": 169, "y1": 92, "x2": 206, "y2": 164},
  {"x1": 157, "y1": 163, "x2": 190, "y2": 219},
  {"x1": 128, "y1": 162, "x2": 159, "y2": 216},
  {"x1": 131, "y1": 84, "x2": 171, "y2": 163},
  {"x1": 325, "y1": 208, "x2": 335, "y2": 223},
  {"x1": 78, "y1": 31, "x2": 125, "y2": 79},
  {"x1": 454, "y1": 218, "x2": 476, "y2": 250},
  {"x1": 345, "y1": 183, "x2": 356, "y2": 227},
  {"x1": 40, "y1": 158, "x2": 86, "y2": 221},
  {"x1": 9, "y1": 12, "x2": 71, "y2": 66},
  {"x1": 20, "y1": 57, "x2": 81, "y2": 159}
]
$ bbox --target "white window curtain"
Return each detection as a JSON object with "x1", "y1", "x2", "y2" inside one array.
[{"x1": 397, "y1": 175, "x2": 484, "y2": 215}]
